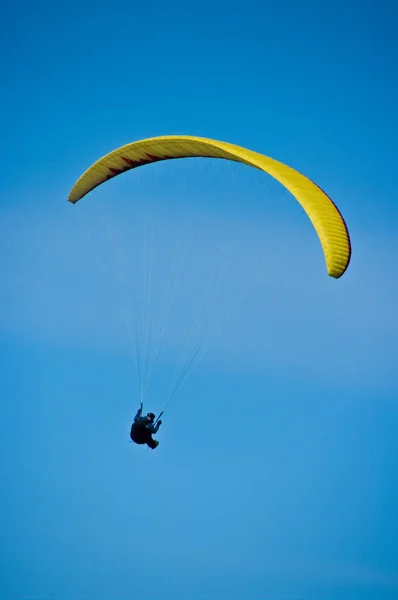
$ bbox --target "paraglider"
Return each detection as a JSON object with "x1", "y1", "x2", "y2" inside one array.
[
  {"x1": 68, "y1": 134, "x2": 352, "y2": 449},
  {"x1": 130, "y1": 403, "x2": 162, "y2": 449}
]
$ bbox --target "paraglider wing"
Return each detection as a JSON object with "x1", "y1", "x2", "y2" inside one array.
[{"x1": 68, "y1": 135, "x2": 351, "y2": 278}]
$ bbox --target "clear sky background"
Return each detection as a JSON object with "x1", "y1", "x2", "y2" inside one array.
[{"x1": 1, "y1": 1, "x2": 398, "y2": 599}]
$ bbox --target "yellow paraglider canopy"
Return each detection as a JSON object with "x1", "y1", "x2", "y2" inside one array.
[{"x1": 68, "y1": 135, "x2": 351, "y2": 278}]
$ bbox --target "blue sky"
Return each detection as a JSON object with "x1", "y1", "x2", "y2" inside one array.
[{"x1": 1, "y1": 1, "x2": 398, "y2": 599}]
